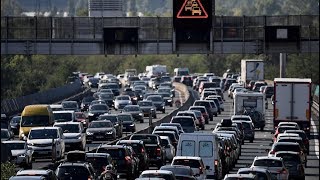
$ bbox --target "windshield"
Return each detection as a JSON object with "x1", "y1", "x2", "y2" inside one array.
[
  {"x1": 138, "y1": 101, "x2": 153, "y2": 106},
  {"x1": 274, "y1": 144, "x2": 300, "y2": 152},
  {"x1": 86, "y1": 157, "x2": 110, "y2": 173},
  {"x1": 54, "y1": 113, "x2": 72, "y2": 122},
  {"x1": 98, "y1": 116, "x2": 117, "y2": 123},
  {"x1": 29, "y1": 129, "x2": 58, "y2": 140},
  {"x1": 147, "y1": 96, "x2": 163, "y2": 102},
  {"x1": 131, "y1": 135, "x2": 158, "y2": 144},
  {"x1": 124, "y1": 106, "x2": 140, "y2": 111},
  {"x1": 82, "y1": 96, "x2": 95, "y2": 103},
  {"x1": 21, "y1": 116, "x2": 50, "y2": 127},
  {"x1": 172, "y1": 118, "x2": 194, "y2": 126},
  {"x1": 6, "y1": 143, "x2": 25, "y2": 150},
  {"x1": 89, "y1": 121, "x2": 113, "y2": 128},
  {"x1": 117, "y1": 115, "x2": 132, "y2": 122},
  {"x1": 96, "y1": 149, "x2": 125, "y2": 159},
  {"x1": 189, "y1": 107, "x2": 206, "y2": 113},
  {"x1": 117, "y1": 96, "x2": 130, "y2": 100},
  {"x1": 90, "y1": 105, "x2": 108, "y2": 111},
  {"x1": 62, "y1": 102, "x2": 77, "y2": 109},
  {"x1": 54, "y1": 124, "x2": 80, "y2": 133},
  {"x1": 100, "y1": 94, "x2": 113, "y2": 99},
  {"x1": 172, "y1": 159, "x2": 201, "y2": 168},
  {"x1": 106, "y1": 84, "x2": 119, "y2": 89},
  {"x1": 140, "y1": 174, "x2": 173, "y2": 179},
  {"x1": 56, "y1": 166, "x2": 90, "y2": 180}
]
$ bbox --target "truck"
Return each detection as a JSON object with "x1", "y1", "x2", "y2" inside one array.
[
  {"x1": 234, "y1": 92, "x2": 266, "y2": 131},
  {"x1": 174, "y1": 68, "x2": 189, "y2": 76},
  {"x1": 145, "y1": 65, "x2": 167, "y2": 78},
  {"x1": 240, "y1": 59, "x2": 264, "y2": 88},
  {"x1": 273, "y1": 78, "x2": 312, "y2": 136}
]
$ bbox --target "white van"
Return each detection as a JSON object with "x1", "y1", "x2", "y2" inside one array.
[{"x1": 176, "y1": 133, "x2": 223, "y2": 180}]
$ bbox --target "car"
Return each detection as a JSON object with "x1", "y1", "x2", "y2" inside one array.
[
  {"x1": 263, "y1": 85, "x2": 274, "y2": 98},
  {"x1": 61, "y1": 101, "x2": 80, "y2": 112},
  {"x1": 153, "y1": 126, "x2": 180, "y2": 139},
  {"x1": 160, "y1": 165, "x2": 194, "y2": 178},
  {"x1": 1, "y1": 128, "x2": 14, "y2": 141},
  {"x1": 55, "y1": 161, "x2": 97, "y2": 180},
  {"x1": 223, "y1": 174, "x2": 258, "y2": 180},
  {"x1": 98, "y1": 92, "x2": 114, "y2": 107},
  {"x1": 230, "y1": 115, "x2": 253, "y2": 123},
  {"x1": 158, "y1": 92, "x2": 174, "y2": 107},
  {"x1": 2, "y1": 140, "x2": 33, "y2": 169},
  {"x1": 139, "y1": 170, "x2": 176, "y2": 180},
  {"x1": 122, "y1": 105, "x2": 144, "y2": 123},
  {"x1": 170, "y1": 116, "x2": 198, "y2": 133},
  {"x1": 86, "y1": 120, "x2": 116, "y2": 142},
  {"x1": 138, "y1": 100, "x2": 157, "y2": 118},
  {"x1": 273, "y1": 126, "x2": 301, "y2": 142},
  {"x1": 53, "y1": 110, "x2": 75, "y2": 123},
  {"x1": 74, "y1": 112, "x2": 89, "y2": 128},
  {"x1": 86, "y1": 153, "x2": 117, "y2": 180},
  {"x1": 277, "y1": 122, "x2": 300, "y2": 129},
  {"x1": 153, "y1": 131, "x2": 178, "y2": 151},
  {"x1": 122, "y1": 90, "x2": 139, "y2": 105},
  {"x1": 176, "y1": 111, "x2": 202, "y2": 130},
  {"x1": 193, "y1": 100, "x2": 216, "y2": 120},
  {"x1": 98, "y1": 114, "x2": 123, "y2": 138},
  {"x1": 87, "y1": 104, "x2": 109, "y2": 122},
  {"x1": 95, "y1": 145, "x2": 136, "y2": 179},
  {"x1": 16, "y1": 169, "x2": 58, "y2": 180},
  {"x1": 274, "y1": 151, "x2": 305, "y2": 180},
  {"x1": 171, "y1": 156, "x2": 207, "y2": 180},
  {"x1": 189, "y1": 106, "x2": 210, "y2": 124},
  {"x1": 87, "y1": 77, "x2": 100, "y2": 88},
  {"x1": 116, "y1": 140, "x2": 149, "y2": 171},
  {"x1": 215, "y1": 132, "x2": 241, "y2": 160},
  {"x1": 129, "y1": 134, "x2": 166, "y2": 169},
  {"x1": 80, "y1": 96, "x2": 95, "y2": 111},
  {"x1": 251, "y1": 156, "x2": 289, "y2": 180},
  {"x1": 53, "y1": 122, "x2": 86, "y2": 151},
  {"x1": 252, "y1": 81, "x2": 267, "y2": 92},
  {"x1": 160, "y1": 123, "x2": 185, "y2": 134},
  {"x1": 233, "y1": 120, "x2": 255, "y2": 143},
  {"x1": 159, "y1": 136, "x2": 176, "y2": 162},
  {"x1": 284, "y1": 130, "x2": 310, "y2": 154},
  {"x1": 114, "y1": 95, "x2": 132, "y2": 111},
  {"x1": 146, "y1": 95, "x2": 166, "y2": 113},
  {"x1": 90, "y1": 99, "x2": 107, "y2": 106},
  {"x1": 10, "y1": 116, "x2": 21, "y2": 135},
  {"x1": 181, "y1": 76, "x2": 193, "y2": 86},
  {"x1": 26, "y1": 127, "x2": 65, "y2": 162},
  {"x1": 237, "y1": 167, "x2": 272, "y2": 180},
  {"x1": 268, "y1": 142, "x2": 307, "y2": 166},
  {"x1": 276, "y1": 136, "x2": 308, "y2": 155},
  {"x1": 117, "y1": 113, "x2": 136, "y2": 133}
]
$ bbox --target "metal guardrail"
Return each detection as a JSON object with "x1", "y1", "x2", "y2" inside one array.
[{"x1": 312, "y1": 101, "x2": 319, "y2": 117}]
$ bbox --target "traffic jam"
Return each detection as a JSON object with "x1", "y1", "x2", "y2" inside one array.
[{"x1": 1, "y1": 62, "x2": 317, "y2": 180}]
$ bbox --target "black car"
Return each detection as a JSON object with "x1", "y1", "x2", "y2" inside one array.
[
  {"x1": 61, "y1": 101, "x2": 80, "y2": 112},
  {"x1": 10, "y1": 116, "x2": 21, "y2": 135},
  {"x1": 158, "y1": 92, "x2": 173, "y2": 107},
  {"x1": 117, "y1": 114, "x2": 136, "y2": 132},
  {"x1": 137, "y1": 100, "x2": 157, "y2": 118},
  {"x1": 86, "y1": 120, "x2": 117, "y2": 142},
  {"x1": 95, "y1": 145, "x2": 137, "y2": 179},
  {"x1": 146, "y1": 95, "x2": 166, "y2": 113},
  {"x1": 98, "y1": 114, "x2": 123, "y2": 138},
  {"x1": 105, "y1": 83, "x2": 120, "y2": 96},
  {"x1": 122, "y1": 105, "x2": 144, "y2": 123},
  {"x1": 80, "y1": 96, "x2": 95, "y2": 111},
  {"x1": 116, "y1": 140, "x2": 150, "y2": 171},
  {"x1": 122, "y1": 91, "x2": 139, "y2": 105},
  {"x1": 88, "y1": 104, "x2": 109, "y2": 122},
  {"x1": 129, "y1": 134, "x2": 166, "y2": 169},
  {"x1": 88, "y1": 77, "x2": 99, "y2": 88},
  {"x1": 55, "y1": 161, "x2": 97, "y2": 180},
  {"x1": 86, "y1": 153, "x2": 117, "y2": 180},
  {"x1": 98, "y1": 92, "x2": 114, "y2": 107}
]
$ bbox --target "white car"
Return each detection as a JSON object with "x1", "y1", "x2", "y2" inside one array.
[
  {"x1": 2, "y1": 140, "x2": 33, "y2": 169},
  {"x1": 53, "y1": 122, "x2": 86, "y2": 151},
  {"x1": 159, "y1": 136, "x2": 175, "y2": 161},
  {"x1": 251, "y1": 156, "x2": 289, "y2": 180},
  {"x1": 171, "y1": 156, "x2": 207, "y2": 180},
  {"x1": 26, "y1": 127, "x2": 65, "y2": 162},
  {"x1": 114, "y1": 95, "x2": 132, "y2": 110}
]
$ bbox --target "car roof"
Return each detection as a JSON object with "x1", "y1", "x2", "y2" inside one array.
[
  {"x1": 274, "y1": 151, "x2": 300, "y2": 156},
  {"x1": 224, "y1": 174, "x2": 256, "y2": 178},
  {"x1": 85, "y1": 152, "x2": 111, "y2": 158},
  {"x1": 153, "y1": 131, "x2": 176, "y2": 134},
  {"x1": 17, "y1": 169, "x2": 52, "y2": 175},
  {"x1": 29, "y1": 127, "x2": 60, "y2": 130},
  {"x1": 254, "y1": 156, "x2": 282, "y2": 161},
  {"x1": 54, "y1": 122, "x2": 80, "y2": 125},
  {"x1": 154, "y1": 126, "x2": 178, "y2": 130},
  {"x1": 53, "y1": 110, "x2": 75, "y2": 113},
  {"x1": 173, "y1": 156, "x2": 202, "y2": 160},
  {"x1": 98, "y1": 144, "x2": 126, "y2": 149},
  {"x1": 141, "y1": 170, "x2": 174, "y2": 175},
  {"x1": 9, "y1": 176, "x2": 46, "y2": 180},
  {"x1": 172, "y1": 116, "x2": 193, "y2": 119},
  {"x1": 90, "y1": 120, "x2": 112, "y2": 123},
  {"x1": 273, "y1": 142, "x2": 299, "y2": 145},
  {"x1": 116, "y1": 140, "x2": 144, "y2": 144},
  {"x1": 237, "y1": 167, "x2": 269, "y2": 173},
  {"x1": 2, "y1": 140, "x2": 25, "y2": 144}
]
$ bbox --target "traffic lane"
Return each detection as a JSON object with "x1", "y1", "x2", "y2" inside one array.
[{"x1": 31, "y1": 90, "x2": 183, "y2": 170}]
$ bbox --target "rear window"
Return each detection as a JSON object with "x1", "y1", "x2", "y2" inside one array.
[
  {"x1": 56, "y1": 165, "x2": 90, "y2": 179},
  {"x1": 96, "y1": 148, "x2": 126, "y2": 159},
  {"x1": 276, "y1": 154, "x2": 301, "y2": 163},
  {"x1": 274, "y1": 144, "x2": 301, "y2": 152},
  {"x1": 194, "y1": 101, "x2": 210, "y2": 108},
  {"x1": 189, "y1": 107, "x2": 206, "y2": 113},
  {"x1": 131, "y1": 135, "x2": 158, "y2": 144},
  {"x1": 172, "y1": 118, "x2": 194, "y2": 126},
  {"x1": 254, "y1": 159, "x2": 283, "y2": 167},
  {"x1": 199, "y1": 141, "x2": 213, "y2": 157},
  {"x1": 173, "y1": 159, "x2": 201, "y2": 168}
]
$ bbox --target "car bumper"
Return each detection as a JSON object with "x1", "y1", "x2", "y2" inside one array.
[
  {"x1": 122, "y1": 125, "x2": 135, "y2": 132},
  {"x1": 87, "y1": 133, "x2": 116, "y2": 141}
]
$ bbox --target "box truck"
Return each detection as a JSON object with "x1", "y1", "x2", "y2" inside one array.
[
  {"x1": 145, "y1": 65, "x2": 167, "y2": 78},
  {"x1": 240, "y1": 59, "x2": 264, "y2": 88},
  {"x1": 273, "y1": 78, "x2": 312, "y2": 136},
  {"x1": 234, "y1": 92, "x2": 266, "y2": 131}
]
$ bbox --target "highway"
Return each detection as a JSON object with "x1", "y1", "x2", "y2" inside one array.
[{"x1": 18, "y1": 87, "x2": 320, "y2": 179}]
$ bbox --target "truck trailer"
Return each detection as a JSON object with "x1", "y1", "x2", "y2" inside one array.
[
  {"x1": 273, "y1": 78, "x2": 312, "y2": 136},
  {"x1": 240, "y1": 59, "x2": 264, "y2": 88}
]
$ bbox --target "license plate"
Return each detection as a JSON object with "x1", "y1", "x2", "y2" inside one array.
[{"x1": 97, "y1": 136, "x2": 103, "y2": 139}]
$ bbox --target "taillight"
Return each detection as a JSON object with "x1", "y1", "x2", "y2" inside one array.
[
  {"x1": 141, "y1": 148, "x2": 145, "y2": 153},
  {"x1": 199, "y1": 167, "x2": 203, "y2": 174},
  {"x1": 269, "y1": 150, "x2": 275, "y2": 154},
  {"x1": 156, "y1": 148, "x2": 161, "y2": 156},
  {"x1": 304, "y1": 139, "x2": 309, "y2": 144},
  {"x1": 278, "y1": 168, "x2": 287, "y2": 174},
  {"x1": 88, "y1": 176, "x2": 93, "y2": 180},
  {"x1": 125, "y1": 156, "x2": 131, "y2": 164},
  {"x1": 214, "y1": 159, "x2": 218, "y2": 166}
]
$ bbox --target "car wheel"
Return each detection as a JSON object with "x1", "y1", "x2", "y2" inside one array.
[
  {"x1": 250, "y1": 139, "x2": 254, "y2": 143},
  {"x1": 215, "y1": 114, "x2": 218, "y2": 117},
  {"x1": 260, "y1": 127, "x2": 264, "y2": 131},
  {"x1": 162, "y1": 110, "x2": 165, "y2": 114}
]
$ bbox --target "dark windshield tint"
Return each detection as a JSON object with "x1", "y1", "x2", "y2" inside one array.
[
  {"x1": 96, "y1": 148, "x2": 125, "y2": 159},
  {"x1": 56, "y1": 166, "x2": 90, "y2": 180},
  {"x1": 82, "y1": 96, "x2": 95, "y2": 103},
  {"x1": 117, "y1": 115, "x2": 133, "y2": 122},
  {"x1": 138, "y1": 101, "x2": 153, "y2": 106},
  {"x1": 91, "y1": 105, "x2": 108, "y2": 111},
  {"x1": 21, "y1": 116, "x2": 50, "y2": 127},
  {"x1": 29, "y1": 129, "x2": 58, "y2": 140},
  {"x1": 161, "y1": 167, "x2": 191, "y2": 176},
  {"x1": 1, "y1": 129, "x2": 9, "y2": 138},
  {"x1": 62, "y1": 102, "x2": 78, "y2": 109},
  {"x1": 11, "y1": 116, "x2": 21, "y2": 123},
  {"x1": 98, "y1": 116, "x2": 117, "y2": 123},
  {"x1": 147, "y1": 96, "x2": 163, "y2": 102},
  {"x1": 89, "y1": 121, "x2": 113, "y2": 128},
  {"x1": 254, "y1": 159, "x2": 283, "y2": 167},
  {"x1": 124, "y1": 106, "x2": 140, "y2": 111},
  {"x1": 54, "y1": 113, "x2": 72, "y2": 122},
  {"x1": 172, "y1": 159, "x2": 201, "y2": 168},
  {"x1": 117, "y1": 96, "x2": 130, "y2": 100},
  {"x1": 55, "y1": 124, "x2": 80, "y2": 133},
  {"x1": 6, "y1": 143, "x2": 25, "y2": 150},
  {"x1": 274, "y1": 144, "x2": 301, "y2": 152},
  {"x1": 172, "y1": 118, "x2": 194, "y2": 126}
]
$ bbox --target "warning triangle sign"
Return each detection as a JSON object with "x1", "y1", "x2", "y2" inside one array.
[{"x1": 177, "y1": 0, "x2": 208, "y2": 19}]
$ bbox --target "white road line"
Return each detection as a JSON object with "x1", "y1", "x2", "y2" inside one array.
[{"x1": 311, "y1": 118, "x2": 319, "y2": 159}]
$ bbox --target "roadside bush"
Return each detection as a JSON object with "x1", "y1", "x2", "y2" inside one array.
[{"x1": 1, "y1": 162, "x2": 16, "y2": 180}]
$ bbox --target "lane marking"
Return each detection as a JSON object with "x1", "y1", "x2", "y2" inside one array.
[{"x1": 311, "y1": 118, "x2": 319, "y2": 159}]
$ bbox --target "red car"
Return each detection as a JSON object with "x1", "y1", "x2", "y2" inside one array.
[{"x1": 75, "y1": 112, "x2": 88, "y2": 127}]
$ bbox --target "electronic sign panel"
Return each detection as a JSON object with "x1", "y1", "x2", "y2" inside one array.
[{"x1": 173, "y1": 0, "x2": 213, "y2": 29}]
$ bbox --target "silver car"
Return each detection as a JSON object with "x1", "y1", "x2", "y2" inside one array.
[
  {"x1": 251, "y1": 156, "x2": 289, "y2": 180},
  {"x1": 114, "y1": 95, "x2": 132, "y2": 110}
]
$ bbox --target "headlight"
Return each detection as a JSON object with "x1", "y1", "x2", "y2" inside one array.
[
  {"x1": 139, "y1": 113, "x2": 143, "y2": 116},
  {"x1": 133, "y1": 97, "x2": 138, "y2": 100},
  {"x1": 130, "y1": 124, "x2": 135, "y2": 126},
  {"x1": 106, "y1": 131, "x2": 113, "y2": 134},
  {"x1": 128, "y1": 101, "x2": 132, "y2": 104},
  {"x1": 86, "y1": 131, "x2": 93, "y2": 135},
  {"x1": 88, "y1": 113, "x2": 94, "y2": 116},
  {"x1": 150, "y1": 108, "x2": 155, "y2": 111},
  {"x1": 76, "y1": 135, "x2": 82, "y2": 139},
  {"x1": 167, "y1": 99, "x2": 172, "y2": 102}
]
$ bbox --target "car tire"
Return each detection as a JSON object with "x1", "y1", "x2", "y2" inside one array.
[
  {"x1": 250, "y1": 139, "x2": 254, "y2": 143},
  {"x1": 162, "y1": 110, "x2": 165, "y2": 114},
  {"x1": 260, "y1": 127, "x2": 264, "y2": 131},
  {"x1": 201, "y1": 126, "x2": 205, "y2": 130},
  {"x1": 215, "y1": 113, "x2": 218, "y2": 117},
  {"x1": 140, "y1": 119, "x2": 144, "y2": 123}
]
